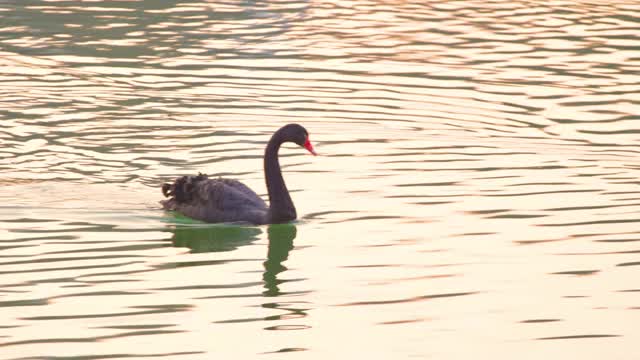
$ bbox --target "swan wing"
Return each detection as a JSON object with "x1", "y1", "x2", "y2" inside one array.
[{"x1": 161, "y1": 175, "x2": 267, "y2": 223}]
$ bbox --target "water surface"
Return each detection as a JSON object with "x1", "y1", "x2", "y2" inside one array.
[{"x1": 1, "y1": 1, "x2": 640, "y2": 359}]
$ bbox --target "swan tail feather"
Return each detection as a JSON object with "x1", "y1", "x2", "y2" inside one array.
[{"x1": 161, "y1": 173, "x2": 209, "y2": 203}]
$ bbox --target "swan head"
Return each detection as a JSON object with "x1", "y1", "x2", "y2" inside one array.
[{"x1": 280, "y1": 123, "x2": 317, "y2": 156}]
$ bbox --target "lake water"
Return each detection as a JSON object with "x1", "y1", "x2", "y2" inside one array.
[{"x1": 1, "y1": 1, "x2": 639, "y2": 359}]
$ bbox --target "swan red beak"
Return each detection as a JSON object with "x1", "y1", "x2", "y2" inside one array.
[{"x1": 304, "y1": 138, "x2": 317, "y2": 156}]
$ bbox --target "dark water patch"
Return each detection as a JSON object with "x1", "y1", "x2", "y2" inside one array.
[
  {"x1": 571, "y1": 231, "x2": 639, "y2": 239},
  {"x1": 540, "y1": 218, "x2": 640, "y2": 227},
  {"x1": 616, "y1": 262, "x2": 640, "y2": 267},
  {"x1": 0, "y1": 245, "x2": 35, "y2": 251},
  {"x1": 385, "y1": 195, "x2": 433, "y2": 199},
  {"x1": 0, "y1": 254, "x2": 146, "y2": 267},
  {"x1": 261, "y1": 348, "x2": 307, "y2": 354},
  {"x1": 21, "y1": 304, "x2": 193, "y2": 321},
  {"x1": 44, "y1": 243, "x2": 165, "y2": 254},
  {"x1": 78, "y1": 278, "x2": 142, "y2": 285},
  {"x1": 537, "y1": 334, "x2": 620, "y2": 340},
  {"x1": 608, "y1": 181, "x2": 640, "y2": 188},
  {"x1": 613, "y1": 197, "x2": 640, "y2": 202},
  {"x1": 487, "y1": 189, "x2": 601, "y2": 198},
  {"x1": 0, "y1": 298, "x2": 48, "y2": 307},
  {"x1": 409, "y1": 200, "x2": 451, "y2": 205},
  {"x1": 1, "y1": 337, "x2": 94, "y2": 347},
  {"x1": 5, "y1": 217, "x2": 59, "y2": 223},
  {"x1": 8, "y1": 224, "x2": 116, "y2": 234},
  {"x1": 264, "y1": 324, "x2": 310, "y2": 331},
  {"x1": 362, "y1": 239, "x2": 439, "y2": 248},
  {"x1": 369, "y1": 151, "x2": 426, "y2": 157},
  {"x1": 151, "y1": 281, "x2": 263, "y2": 291},
  {"x1": 370, "y1": 273, "x2": 458, "y2": 285},
  {"x1": 266, "y1": 313, "x2": 306, "y2": 321},
  {"x1": 472, "y1": 175, "x2": 521, "y2": 180},
  {"x1": 340, "y1": 215, "x2": 404, "y2": 222},
  {"x1": 301, "y1": 210, "x2": 358, "y2": 220},
  {"x1": 470, "y1": 165, "x2": 572, "y2": 172},
  {"x1": 97, "y1": 324, "x2": 176, "y2": 330},
  {"x1": 214, "y1": 301, "x2": 309, "y2": 325},
  {"x1": 515, "y1": 238, "x2": 567, "y2": 245},
  {"x1": 342, "y1": 264, "x2": 399, "y2": 269},
  {"x1": 556, "y1": 249, "x2": 640, "y2": 256},
  {"x1": 153, "y1": 258, "x2": 260, "y2": 269},
  {"x1": 46, "y1": 240, "x2": 121, "y2": 245},
  {"x1": 339, "y1": 292, "x2": 477, "y2": 306},
  {"x1": 487, "y1": 214, "x2": 547, "y2": 219},
  {"x1": 2, "y1": 330, "x2": 187, "y2": 348},
  {"x1": 55, "y1": 290, "x2": 150, "y2": 299},
  {"x1": 214, "y1": 317, "x2": 275, "y2": 325},
  {"x1": 520, "y1": 319, "x2": 562, "y2": 324},
  {"x1": 379, "y1": 318, "x2": 425, "y2": 325},
  {"x1": 198, "y1": 290, "x2": 311, "y2": 300},
  {"x1": 544, "y1": 204, "x2": 640, "y2": 212},
  {"x1": 0, "y1": 261, "x2": 142, "y2": 275},
  {"x1": 580, "y1": 129, "x2": 640, "y2": 135},
  {"x1": 467, "y1": 209, "x2": 510, "y2": 215},
  {"x1": 99, "y1": 329, "x2": 186, "y2": 340},
  {"x1": 14, "y1": 351, "x2": 205, "y2": 359},
  {"x1": 435, "y1": 151, "x2": 538, "y2": 157},
  {"x1": 396, "y1": 181, "x2": 458, "y2": 187},
  {"x1": 382, "y1": 158, "x2": 479, "y2": 164},
  {"x1": 551, "y1": 270, "x2": 600, "y2": 276},
  {"x1": 506, "y1": 182, "x2": 575, "y2": 187},
  {"x1": 9, "y1": 276, "x2": 78, "y2": 286},
  {"x1": 600, "y1": 191, "x2": 640, "y2": 196},
  {"x1": 0, "y1": 234, "x2": 77, "y2": 243},
  {"x1": 78, "y1": 267, "x2": 157, "y2": 280},
  {"x1": 455, "y1": 232, "x2": 496, "y2": 237}
]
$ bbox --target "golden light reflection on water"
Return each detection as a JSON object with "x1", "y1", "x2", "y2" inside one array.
[{"x1": 0, "y1": 0, "x2": 640, "y2": 358}]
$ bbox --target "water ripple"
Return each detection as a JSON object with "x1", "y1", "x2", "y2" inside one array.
[{"x1": 1, "y1": 0, "x2": 639, "y2": 358}]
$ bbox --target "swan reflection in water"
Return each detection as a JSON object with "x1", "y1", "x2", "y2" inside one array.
[
  {"x1": 263, "y1": 224, "x2": 295, "y2": 296},
  {"x1": 167, "y1": 222, "x2": 296, "y2": 295},
  {"x1": 169, "y1": 223, "x2": 263, "y2": 253}
]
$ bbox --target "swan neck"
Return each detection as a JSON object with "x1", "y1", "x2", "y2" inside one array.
[{"x1": 264, "y1": 133, "x2": 296, "y2": 223}]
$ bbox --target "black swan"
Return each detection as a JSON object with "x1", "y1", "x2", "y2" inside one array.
[{"x1": 161, "y1": 124, "x2": 316, "y2": 224}]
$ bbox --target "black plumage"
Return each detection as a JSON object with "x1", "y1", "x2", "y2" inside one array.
[{"x1": 161, "y1": 124, "x2": 316, "y2": 224}]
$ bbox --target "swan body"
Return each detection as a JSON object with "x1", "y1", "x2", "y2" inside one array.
[
  {"x1": 161, "y1": 124, "x2": 316, "y2": 224},
  {"x1": 161, "y1": 174, "x2": 268, "y2": 224}
]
